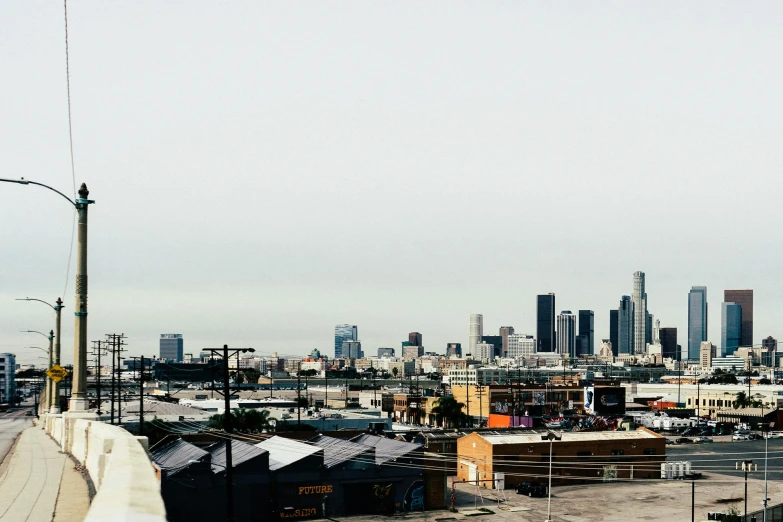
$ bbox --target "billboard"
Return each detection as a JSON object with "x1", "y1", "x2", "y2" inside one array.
[{"x1": 586, "y1": 386, "x2": 626, "y2": 416}]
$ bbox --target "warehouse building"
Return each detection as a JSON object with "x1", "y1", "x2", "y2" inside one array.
[{"x1": 457, "y1": 428, "x2": 665, "y2": 490}]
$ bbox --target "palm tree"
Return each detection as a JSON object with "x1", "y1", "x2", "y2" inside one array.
[
  {"x1": 430, "y1": 395, "x2": 466, "y2": 428},
  {"x1": 208, "y1": 409, "x2": 276, "y2": 433},
  {"x1": 392, "y1": 367, "x2": 399, "y2": 378},
  {"x1": 732, "y1": 391, "x2": 752, "y2": 409}
]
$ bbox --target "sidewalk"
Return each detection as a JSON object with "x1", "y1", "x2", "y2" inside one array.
[{"x1": 0, "y1": 425, "x2": 90, "y2": 522}]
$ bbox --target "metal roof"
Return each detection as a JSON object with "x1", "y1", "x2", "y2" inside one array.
[
  {"x1": 478, "y1": 428, "x2": 661, "y2": 445},
  {"x1": 255, "y1": 436, "x2": 322, "y2": 471},
  {"x1": 121, "y1": 399, "x2": 210, "y2": 417},
  {"x1": 351, "y1": 434, "x2": 421, "y2": 464},
  {"x1": 207, "y1": 439, "x2": 268, "y2": 474},
  {"x1": 309, "y1": 434, "x2": 373, "y2": 468},
  {"x1": 151, "y1": 438, "x2": 209, "y2": 475}
]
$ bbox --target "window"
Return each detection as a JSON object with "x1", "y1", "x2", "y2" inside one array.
[
  {"x1": 611, "y1": 450, "x2": 624, "y2": 456},
  {"x1": 643, "y1": 448, "x2": 657, "y2": 455}
]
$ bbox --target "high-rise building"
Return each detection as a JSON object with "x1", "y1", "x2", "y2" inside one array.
[
  {"x1": 556, "y1": 311, "x2": 577, "y2": 358},
  {"x1": 499, "y1": 326, "x2": 515, "y2": 357},
  {"x1": 688, "y1": 286, "x2": 708, "y2": 361},
  {"x1": 724, "y1": 290, "x2": 753, "y2": 347},
  {"x1": 474, "y1": 342, "x2": 494, "y2": 362},
  {"x1": 408, "y1": 332, "x2": 422, "y2": 346},
  {"x1": 617, "y1": 296, "x2": 634, "y2": 355},
  {"x1": 446, "y1": 343, "x2": 462, "y2": 357},
  {"x1": 536, "y1": 294, "x2": 556, "y2": 353},
  {"x1": 577, "y1": 310, "x2": 594, "y2": 356},
  {"x1": 481, "y1": 335, "x2": 503, "y2": 359},
  {"x1": 469, "y1": 314, "x2": 483, "y2": 356},
  {"x1": 342, "y1": 340, "x2": 363, "y2": 359},
  {"x1": 632, "y1": 272, "x2": 647, "y2": 354},
  {"x1": 377, "y1": 347, "x2": 395, "y2": 358},
  {"x1": 334, "y1": 324, "x2": 358, "y2": 359},
  {"x1": 159, "y1": 334, "x2": 184, "y2": 362},
  {"x1": 507, "y1": 334, "x2": 535, "y2": 358},
  {"x1": 609, "y1": 310, "x2": 619, "y2": 357},
  {"x1": 721, "y1": 302, "x2": 742, "y2": 356},
  {"x1": 0, "y1": 353, "x2": 16, "y2": 404},
  {"x1": 700, "y1": 342, "x2": 716, "y2": 369},
  {"x1": 402, "y1": 344, "x2": 421, "y2": 360},
  {"x1": 659, "y1": 327, "x2": 678, "y2": 360},
  {"x1": 645, "y1": 312, "x2": 653, "y2": 346}
]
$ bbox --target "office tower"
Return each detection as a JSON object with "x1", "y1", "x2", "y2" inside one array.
[
  {"x1": 474, "y1": 342, "x2": 494, "y2": 362},
  {"x1": 334, "y1": 324, "x2": 358, "y2": 358},
  {"x1": 688, "y1": 286, "x2": 708, "y2": 361},
  {"x1": 578, "y1": 310, "x2": 594, "y2": 356},
  {"x1": 0, "y1": 353, "x2": 16, "y2": 404},
  {"x1": 377, "y1": 347, "x2": 395, "y2": 358},
  {"x1": 700, "y1": 342, "x2": 716, "y2": 369},
  {"x1": 609, "y1": 310, "x2": 619, "y2": 357},
  {"x1": 402, "y1": 344, "x2": 421, "y2": 360},
  {"x1": 481, "y1": 335, "x2": 503, "y2": 359},
  {"x1": 632, "y1": 272, "x2": 647, "y2": 354},
  {"x1": 469, "y1": 314, "x2": 483, "y2": 356},
  {"x1": 408, "y1": 332, "x2": 422, "y2": 346},
  {"x1": 159, "y1": 334, "x2": 184, "y2": 362},
  {"x1": 556, "y1": 311, "x2": 577, "y2": 358},
  {"x1": 659, "y1": 328, "x2": 678, "y2": 360},
  {"x1": 342, "y1": 340, "x2": 363, "y2": 359},
  {"x1": 499, "y1": 326, "x2": 515, "y2": 357},
  {"x1": 446, "y1": 343, "x2": 462, "y2": 357},
  {"x1": 721, "y1": 303, "x2": 742, "y2": 356},
  {"x1": 618, "y1": 296, "x2": 634, "y2": 355},
  {"x1": 724, "y1": 290, "x2": 753, "y2": 346},
  {"x1": 537, "y1": 294, "x2": 556, "y2": 353},
  {"x1": 645, "y1": 312, "x2": 653, "y2": 346},
  {"x1": 507, "y1": 334, "x2": 535, "y2": 358}
]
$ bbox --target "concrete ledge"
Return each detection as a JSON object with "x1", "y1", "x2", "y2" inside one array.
[{"x1": 43, "y1": 414, "x2": 167, "y2": 522}]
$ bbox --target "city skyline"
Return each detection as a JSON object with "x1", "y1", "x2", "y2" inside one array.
[{"x1": 3, "y1": 3, "x2": 783, "y2": 362}]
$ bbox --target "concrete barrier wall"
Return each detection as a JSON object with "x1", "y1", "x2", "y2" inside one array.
[{"x1": 44, "y1": 414, "x2": 167, "y2": 522}]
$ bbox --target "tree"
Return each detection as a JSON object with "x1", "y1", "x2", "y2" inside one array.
[
  {"x1": 430, "y1": 395, "x2": 467, "y2": 428},
  {"x1": 209, "y1": 409, "x2": 275, "y2": 433},
  {"x1": 244, "y1": 369, "x2": 260, "y2": 383},
  {"x1": 392, "y1": 367, "x2": 399, "y2": 378}
]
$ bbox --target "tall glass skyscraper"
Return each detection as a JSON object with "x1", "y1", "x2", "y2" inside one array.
[
  {"x1": 609, "y1": 309, "x2": 619, "y2": 356},
  {"x1": 721, "y1": 303, "x2": 742, "y2": 356},
  {"x1": 536, "y1": 294, "x2": 555, "y2": 352},
  {"x1": 632, "y1": 272, "x2": 647, "y2": 354},
  {"x1": 688, "y1": 287, "x2": 708, "y2": 361},
  {"x1": 724, "y1": 290, "x2": 753, "y2": 347},
  {"x1": 578, "y1": 310, "x2": 594, "y2": 356},
  {"x1": 556, "y1": 311, "x2": 576, "y2": 358},
  {"x1": 334, "y1": 324, "x2": 357, "y2": 358},
  {"x1": 618, "y1": 296, "x2": 634, "y2": 355}
]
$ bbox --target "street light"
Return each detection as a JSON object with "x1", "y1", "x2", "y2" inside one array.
[
  {"x1": 736, "y1": 459, "x2": 757, "y2": 519},
  {"x1": 1, "y1": 178, "x2": 94, "y2": 412},
  {"x1": 17, "y1": 297, "x2": 64, "y2": 413},
  {"x1": 541, "y1": 430, "x2": 562, "y2": 522},
  {"x1": 22, "y1": 330, "x2": 53, "y2": 414}
]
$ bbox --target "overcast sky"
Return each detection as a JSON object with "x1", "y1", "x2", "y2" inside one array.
[{"x1": 2, "y1": 2, "x2": 782, "y2": 365}]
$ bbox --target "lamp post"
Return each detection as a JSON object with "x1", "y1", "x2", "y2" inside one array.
[
  {"x1": 23, "y1": 331, "x2": 53, "y2": 414},
  {"x1": 17, "y1": 297, "x2": 64, "y2": 413},
  {"x1": 542, "y1": 430, "x2": 561, "y2": 522},
  {"x1": 736, "y1": 459, "x2": 756, "y2": 519},
  {"x1": 1, "y1": 178, "x2": 94, "y2": 412}
]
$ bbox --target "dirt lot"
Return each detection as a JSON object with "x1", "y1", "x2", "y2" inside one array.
[{"x1": 310, "y1": 472, "x2": 778, "y2": 522}]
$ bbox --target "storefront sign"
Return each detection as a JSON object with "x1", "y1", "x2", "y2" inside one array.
[{"x1": 298, "y1": 485, "x2": 333, "y2": 495}]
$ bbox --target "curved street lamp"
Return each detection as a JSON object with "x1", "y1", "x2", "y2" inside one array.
[
  {"x1": 2, "y1": 178, "x2": 94, "y2": 412},
  {"x1": 17, "y1": 298, "x2": 64, "y2": 413},
  {"x1": 22, "y1": 330, "x2": 53, "y2": 414}
]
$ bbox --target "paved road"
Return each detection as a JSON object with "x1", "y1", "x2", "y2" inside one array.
[
  {"x1": 0, "y1": 408, "x2": 34, "y2": 467},
  {"x1": 668, "y1": 438, "x2": 783, "y2": 481}
]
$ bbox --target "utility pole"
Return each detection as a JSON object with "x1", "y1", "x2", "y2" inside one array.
[
  {"x1": 203, "y1": 345, "x2": 255, "y2": 522},
  {"x1": 297, "y1": 362, "x2": 301, "y2": 426},
  {"x1": 139, "y1": 355, "x2": 145, "y2": 436},
  {"x1": 90, "y1": 340, "x2": 104, "y2": 415},
  {"x1": 477, "y1": 385, "x2": 485, "y2": 428},
  {"x1": 109, "y1": 334, "x2": 116, "y2": 423}
]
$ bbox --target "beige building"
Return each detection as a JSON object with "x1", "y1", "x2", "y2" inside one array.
[{"x1": 700, "y1": 342, "x2": 716, "y2": 369}]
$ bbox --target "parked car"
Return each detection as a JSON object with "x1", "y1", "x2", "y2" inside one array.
[
  {"x1": 733, "y1": 433, "x2": 750, "y2": 441},
  {"x1": 515, "y1": 482, "x2": 548, "y2": 497},
  {"x1": 665, "y1": 439, "x2": 675, "y2": 445},
  {"x1": 765, "y1": 432, "x2": 783, "y2": 439},
  {"x1": 675, "y1": 437, "x2": 694, "y2": 444},
  {"x1": 696, "y1": 436, "x2": 713, "y2": 443},
  {"x1": 747, "y1": 433, "x2": 762, "y2": 440}
]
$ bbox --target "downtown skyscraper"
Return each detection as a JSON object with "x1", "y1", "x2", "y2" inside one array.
[
  {"x1": 537, "y1": 294, "x2": 556, "y2": 352},
  {"x1": 688, "y1": 286, "x2": 708, "y2": 361},
  {"x1": 469, "y1": 314, "x2": 483, "y2": 356},
  {"x1": 334, "y1": 324, "x2": 357, "y2": 358},
  {"x1": 578, "y1": 310, "x2": 594, "y2": 356},
  {"x1": 721, "y1": 302, "x2": 742, "y2": 355},
  {"x1": 617, "y1": 295, "x2": 634, "y2": 355},
  {"x1": 556, "y1": 311, "x2": 576, "y2": 358},
  {"x1": 724, "y1": 289, "x2": 753, "y2": 347},
  {"x1": 632, "y1": 272, "x2": 648, "y2": 354}
]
